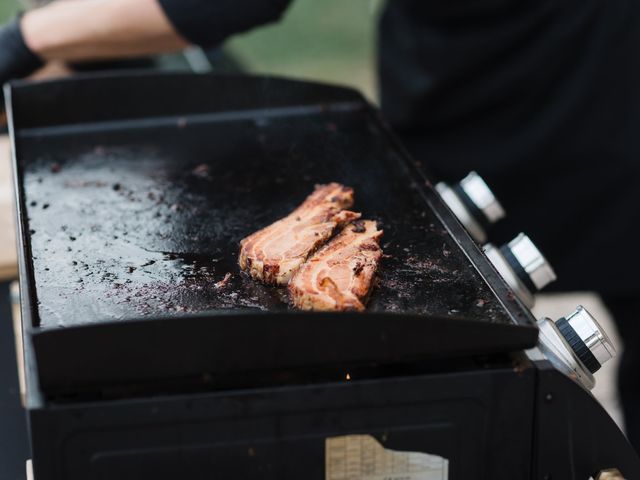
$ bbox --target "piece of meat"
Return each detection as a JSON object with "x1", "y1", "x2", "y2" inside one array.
[
  {"x1": 214, "y1": 272, "x2": 232, "y2": 289},
  {"x1": 289, "y1": 219, "x2": 383, "y2": 311},
  {"x1": 239, "y1": 183, "x2": 360, "y2": 285}
]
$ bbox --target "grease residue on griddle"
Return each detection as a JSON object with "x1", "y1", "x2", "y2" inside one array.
[{"x1": 21, "y1": 112, "x2": 511, "y2": 328}]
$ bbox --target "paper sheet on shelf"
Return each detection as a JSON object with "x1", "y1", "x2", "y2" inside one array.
[{"x1": 326, "y1": 435, "x2": 449, "y2": 480}]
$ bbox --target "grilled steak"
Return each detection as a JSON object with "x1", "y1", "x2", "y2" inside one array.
[
  {"x1": 239, "y1": 183, "x2": 359, "y2": 285},
  {"x1": 289, "y1": 220, "x2": 383, "y2": 311}
]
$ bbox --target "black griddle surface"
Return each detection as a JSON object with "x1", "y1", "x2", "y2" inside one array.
[{"x1": 20, "y1": 109, "x2": 509, "y2": 329}]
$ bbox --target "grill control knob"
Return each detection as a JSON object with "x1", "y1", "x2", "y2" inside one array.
[
  {"x1": 435, "y1": 171, "x2": 505, "y2": 243},
  {"x1": 458, "y1": 171, "x2": 505, "y2": 225},
  {"x1": 556, "y1": 306, "x2": 616, "y2": 374},
  {"x1": 505, "y1": 233, "x2": 557, "y2": 292},
  {"x1": 483, "y1": 233, "x2": 556, "y2": 307},
  {"x1": 535, "y1": 306, "x2": 617, "y2": 390},
  {"x1": 596, "y1": 468, "x2": 625, "y2": 480}
]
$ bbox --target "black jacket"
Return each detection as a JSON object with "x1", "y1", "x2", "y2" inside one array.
[
  {"x1": 379, "y1": 0, "x2": 640, "y2": 295},
  {"x1": 160, "y1": 0, "x2": 640, "y2": 295}
]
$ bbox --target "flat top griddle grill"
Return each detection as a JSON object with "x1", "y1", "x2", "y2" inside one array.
[
  {"x1": 22, "y1": 105, "x2": 509, "y2": 327},
  {"x1": 7, "y1": 73, "x2": 536, "y2": 398}
]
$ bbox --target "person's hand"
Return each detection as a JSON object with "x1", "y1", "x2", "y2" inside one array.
[{"x1": 0, "y1": 15, "x2": 43, "y2": 118}]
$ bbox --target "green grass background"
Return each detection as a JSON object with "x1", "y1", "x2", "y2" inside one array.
[
  {"x1": 1, "y1": 0, "x2": 382, "y2": 101},
  {"x1": 0, "y1": 1, "x2": 19, "y2": 19}
]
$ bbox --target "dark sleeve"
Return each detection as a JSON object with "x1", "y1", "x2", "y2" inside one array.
[{"x1": 158, "y1": 0, "x2": 293, "y2": 48}]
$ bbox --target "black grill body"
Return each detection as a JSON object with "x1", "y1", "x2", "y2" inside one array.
[{"x1": 5, "y1": 73, "x2": 639, "y2": 479}]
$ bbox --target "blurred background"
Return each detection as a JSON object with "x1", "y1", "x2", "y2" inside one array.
[
  {"x1": 0, "y1": 0, "x2": 382, "y2": 101},
  {"x1": 0, "y1": 2, "x2": 18, "y2": 18}
]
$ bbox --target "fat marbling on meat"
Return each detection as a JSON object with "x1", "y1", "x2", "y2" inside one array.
[
  {"x1": 238, "y1": 183, "x2": 360, "y2": 285},
  {"x1": 288, "y1": 219, "x2": 383, "y2": 311}
]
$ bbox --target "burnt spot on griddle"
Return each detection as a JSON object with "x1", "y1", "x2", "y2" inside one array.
[{"x1": 353, "y1": 262, "x2": 364, "y2": 276}]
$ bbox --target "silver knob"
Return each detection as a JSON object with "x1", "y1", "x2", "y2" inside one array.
[
  {"x1": 458, "y1": 171, "x2": 506, "y2": 225},
  {"x1": 483, "y1": 234, "x2": 556, "y2": 308},
  {"x1": 563, "y1": 306, "x2": 616, "y2": 369},
  {"x1": 436, "y1": 171, "x2": 505, "y2": 243},
  {"x1": 596, "y1": 468, "x2": 625, "y2": 480},
  {"x1": 506, "y1": 233, "x2": 557, "y2": 291},
  {"x1": 535, "y1": 306, "x2": 617, "y2": 390}
]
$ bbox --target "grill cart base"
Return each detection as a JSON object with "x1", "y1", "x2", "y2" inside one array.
[{"x1": 27, "y1": 361, "x2": 640, "y2": 480}]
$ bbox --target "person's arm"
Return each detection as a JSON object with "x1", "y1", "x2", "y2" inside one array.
[
  {"x1": 22, "y1": 0, "x2": 188, "y2": 63},
  {"x1": 0, "y1": 0, "x2": 187, "y2": 118},
  {"x1": 22, "y1": 0, "x2": 293, "y2": 63},
  {"x1": 1, "y1": 0, "x2": 292, "y2": 118}
]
